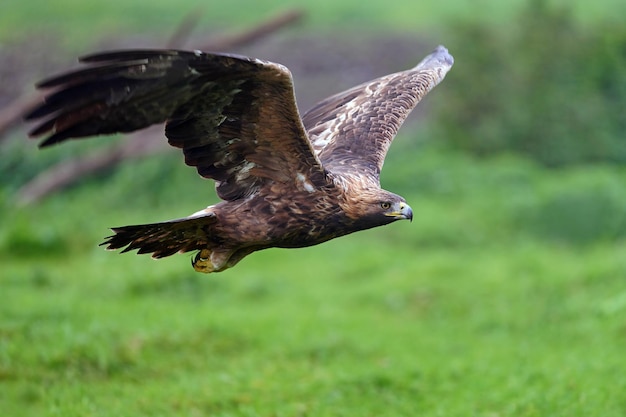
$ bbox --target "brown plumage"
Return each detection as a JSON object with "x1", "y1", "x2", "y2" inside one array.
[{"x1": 24, "y1": 46, "x2": 453, "y2": 273}]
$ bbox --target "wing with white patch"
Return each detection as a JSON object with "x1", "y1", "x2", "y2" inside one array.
[
  {"x1": 302, "y1": 45, "x2": 453, "y2": 182},
  {"x1": 25, "y1": 49, "x2": 326, "y2": 201}
]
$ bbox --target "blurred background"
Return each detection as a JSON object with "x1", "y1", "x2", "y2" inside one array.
[{"x1": 1, "y1": 0, "x2": 625, "y2": 416}]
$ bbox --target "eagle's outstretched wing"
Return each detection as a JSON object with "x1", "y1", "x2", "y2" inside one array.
[
  {"x1": 302, "y1": 45, "x2": 453, "y2": 183},
  {"x1": 25, "y1": 49, "x2": 325, "y2": 201}
]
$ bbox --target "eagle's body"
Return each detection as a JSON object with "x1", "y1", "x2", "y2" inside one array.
[{"x1": 25, "y1": 46, "x2": 453, "y2": 273}]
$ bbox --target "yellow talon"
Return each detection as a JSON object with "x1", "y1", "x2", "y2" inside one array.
[{"x1": 192, "y1": 249, "x2": 215, "y2": 273}]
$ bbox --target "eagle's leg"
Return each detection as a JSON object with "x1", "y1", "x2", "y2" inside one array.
[
  {"x1": 192, "y1": 248, "x2": 236, "y2": 273},
  {"x1": 192, "y1": 249, "x2": 215, "y2": 273},
  {"x1": 192, "y1": 247, "x2": 257, "y2": 273}
]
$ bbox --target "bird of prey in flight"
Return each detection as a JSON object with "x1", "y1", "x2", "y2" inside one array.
[{"x1": 25, "y1": 45, "x2": 453, "y2": 273}]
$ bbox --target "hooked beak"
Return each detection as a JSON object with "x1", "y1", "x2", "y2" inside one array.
[
  {"x1": 386, "y1": 202, "x2": 413, "y2": 222},
  {"x1": 399, "y1": 202, "x2": 413, "y2": 222}
]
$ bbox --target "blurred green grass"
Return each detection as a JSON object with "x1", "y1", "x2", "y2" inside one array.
[
  {"x1": 2, "y1": 146, "x2": 625, "y2": 416},
  {"x1": 2, "y1": 1, "x2": 626, "y2": 416}
]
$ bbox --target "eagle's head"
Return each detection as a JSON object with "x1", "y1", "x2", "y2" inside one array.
[{"x1": 343, "y1": 188, "x2": 413, "y2": 231}]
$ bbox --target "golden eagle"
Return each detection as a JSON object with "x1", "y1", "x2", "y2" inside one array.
[{"x1": 25, "y1": 46, "x2": 453, "y2": 273}]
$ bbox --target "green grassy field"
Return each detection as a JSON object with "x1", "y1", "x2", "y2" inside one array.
[
  {"x1": 2, "y1": 146, "x2": 625, "y2": 416},
  {"x1": 2, "y1": 1, "x2": 626, "y2": 416}
]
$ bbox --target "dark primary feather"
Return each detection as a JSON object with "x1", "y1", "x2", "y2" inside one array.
[{"x1": 25, "y1": 49, "x2": 326, "y2": 201}]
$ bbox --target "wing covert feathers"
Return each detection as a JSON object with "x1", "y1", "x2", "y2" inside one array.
[{"x1": 303, "y1": 45, "x2": 453, "y2": 182}]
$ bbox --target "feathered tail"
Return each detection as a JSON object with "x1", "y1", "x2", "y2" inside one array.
[{"x1": 100, "y1": 213, "x2": 218, "y2": 259}]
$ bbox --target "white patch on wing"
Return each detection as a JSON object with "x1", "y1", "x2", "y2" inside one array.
[
  {"x1": 310, "y1": 97, "x2": 361, "y2": 153},
  {"x1": 189, "y1": 205, "x2": 216, "y2": 218},
  {"x1": 310, "y1": 128, "x2": 333, "y2": 150},
  {"x1": 328, "y1": 171, "x2": 379, "y2": 193},
  {"x1": 236, "y1": 161, "x2": 257, "y2": 181},
  {"x1": 296, "y1": 172, "x2": 316, "y2": 193}
]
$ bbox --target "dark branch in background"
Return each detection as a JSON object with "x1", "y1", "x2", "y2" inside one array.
[
  {"x1": 15, "y1": 8, "x2": 304, "y2": 206},
  {"x1": 198, "y1": 9, "x2": 303, "y2": 51},
  {"x1": 165, "y1": 7, "x2": 207, "y2": 48},
  {"x1": 0, "y1": 93, "x2": 43, "y2": 141},
  {"x1": 16, "y1": 126, "x2": 164, "y2": 206}
]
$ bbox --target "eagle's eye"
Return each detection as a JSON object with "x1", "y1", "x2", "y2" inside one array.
[{"x1": 380, "y1": 202, "x2": 391, "y2": 210}]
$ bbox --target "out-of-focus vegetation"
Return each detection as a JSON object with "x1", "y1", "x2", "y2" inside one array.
[
  {"x1": 431, "y1": 0, "x2": 626, "y2": 166},
  {"x1": 2, "y1": 0, "x2": 625, "y2": 49},
  {"x1": 1, "y1": 0, "x2": 625, "y2": 416},
  {"x1": 2, "y1": 147, "x2": 626, "y2": 417}
]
